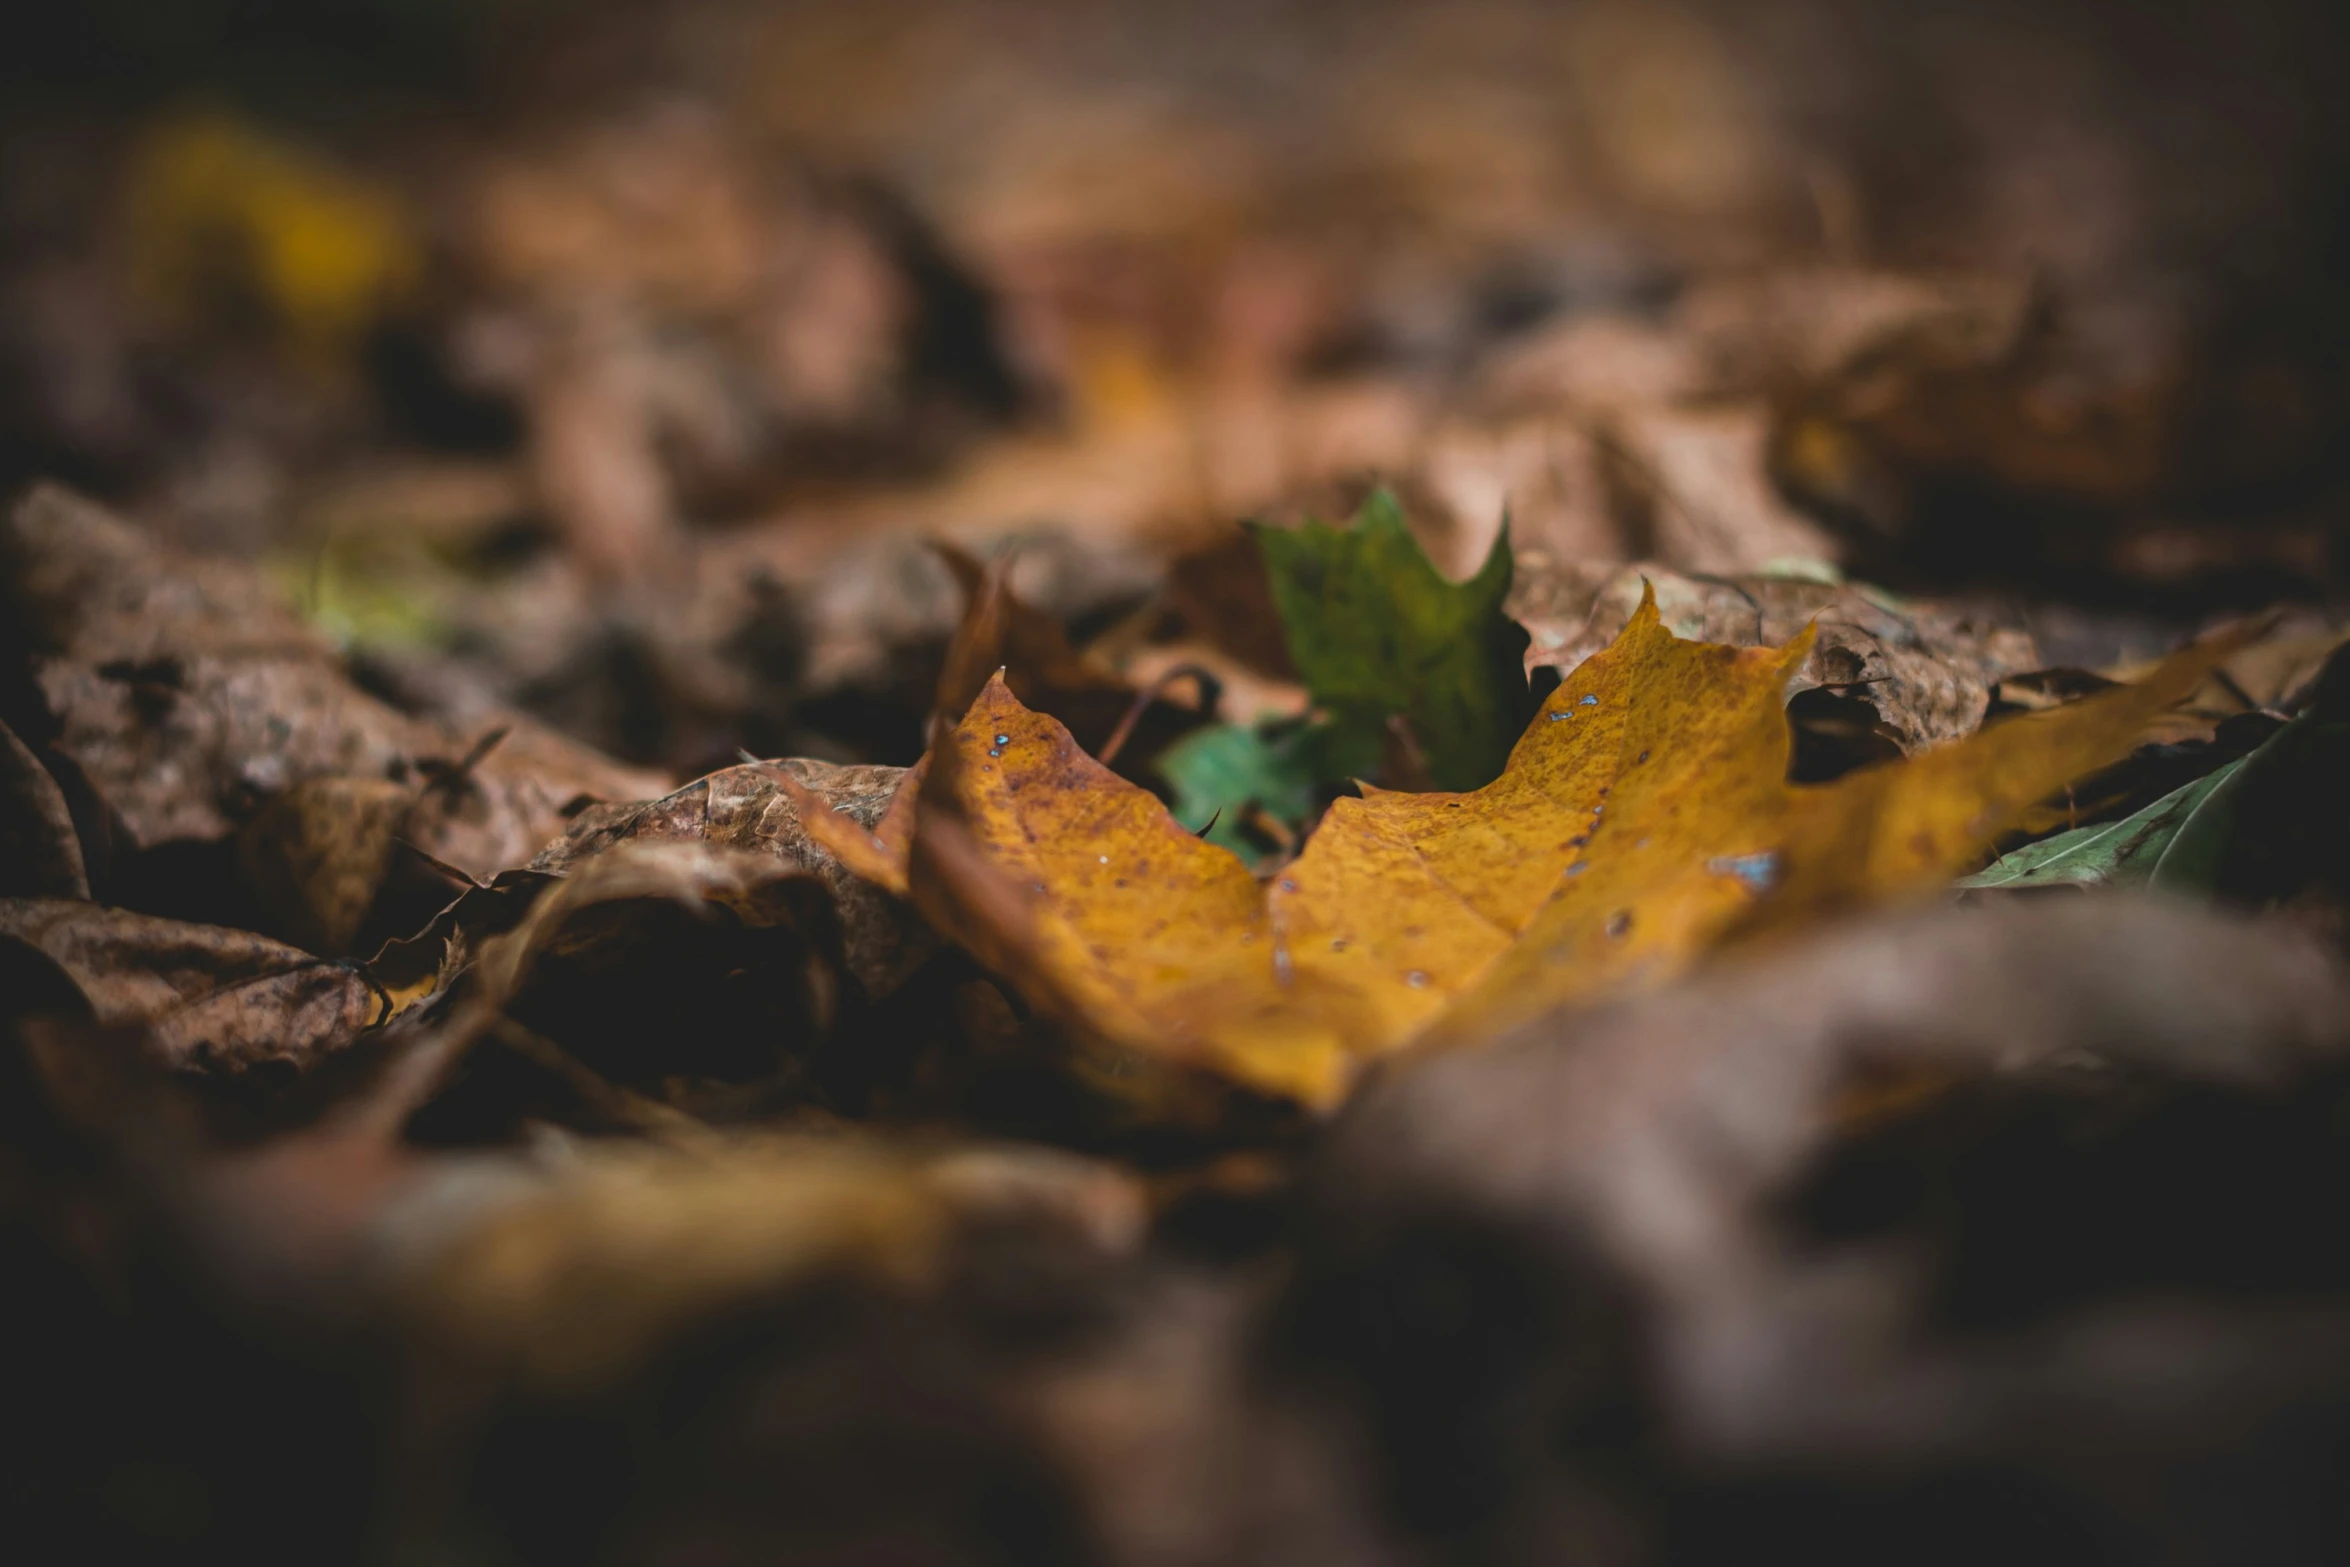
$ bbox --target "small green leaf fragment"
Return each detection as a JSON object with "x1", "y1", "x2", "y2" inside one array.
[
  {"x1": 1159, "y1": 719, "x2": 1378, "y2": 856},
  {"x1": 2149, "y1": 705, "x2": 2350, "y2": 897}
]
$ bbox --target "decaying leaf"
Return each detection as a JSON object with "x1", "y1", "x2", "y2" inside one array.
[
  {"x1": 1252, "y1": 489, "x2": 1533, "y2": 792},
  {"x1": 0, "y1": 899, "x2": 385, "y2": 1072},
  {"x1": 398, "y1": 751, "x2": 997, "y2": 1127},
  {"x1": 439, "y1": 840, "x2": 851, "y2": 1105},
  {"x1": 0, "y1": 717, "x2": 89, "y2": 900},
  {"x1": 929, "y1": 542, "x2": 1142, "y2": 753},
  {"x1": 763, "y1": 755, "x2": 924, "y2": 899},
  {"x1": 235, "y1": 775, "x2": 412, "y2": 955},
  {"x1": 820, "y1": 589, "x2": 2240, "y2": 1105},
  {"x1": 536, "y1": 757, "x2": 935, "y2": 999},
  {"x1": 4, "y1": 485, "x2": 668, "y2": 885}
]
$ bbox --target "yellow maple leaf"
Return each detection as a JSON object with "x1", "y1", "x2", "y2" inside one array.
[{"x1": 794, "y1": 587, "x2": 2246, "y2": 1107}]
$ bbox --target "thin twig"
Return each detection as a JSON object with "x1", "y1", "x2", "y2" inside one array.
[{"x1": 1097, "y1": 663, "x2": 1221, "y2": 767}]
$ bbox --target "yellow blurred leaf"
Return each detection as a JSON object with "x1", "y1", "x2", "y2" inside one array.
[{"x1": 127, "y1": 112, "x2": 417, "y2": 373}]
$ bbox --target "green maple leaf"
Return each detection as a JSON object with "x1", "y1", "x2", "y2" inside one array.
[{"x1": 1248, "y1": 489, "x2": 1532, "y2": 792}]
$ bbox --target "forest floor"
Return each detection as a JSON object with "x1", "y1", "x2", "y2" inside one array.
[{"x1": 4, "y1": 3, "x2": 2350, "y2": 1562}]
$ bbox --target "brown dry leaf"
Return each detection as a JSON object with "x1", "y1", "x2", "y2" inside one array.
[
  {"x1": 833, "y1": 591, "x2": 2236, "y2": 1106},
  {"x1": 354, "y1": 864, "x2": 557, "y2": 1028},
  {"x1": 454, "y1": 107, "x2": 981, "y2": 581},
  {"x1": 1422, "y1": 268, "x2": 2039, "y2": 580},
  {"x1": 0, "y1": 718, "x2": 89, "y2": 900},
  {"x1": 765, "y1": 757, "x2": 923, "y2": 900},
  {"x1": 1476, "y1": 269, "x2": 2032, "y2": 422},
  {"x1": 532, "y1": 758, "x2": 935, "y2": 999},
  {"x1": 235, "y1": 776, "x2": 410, "y2": 956},
  {"x1": 929, "y1": 541, "x2": 1139, "y2": 750},
  {"x1": 0, "y1": 899, "x2": 385, "y2": 1072},
  {"x1": 6, "y1": 485, "x2": 668, "y2": 883},
  {"x1": 2139, "y1": 618, "x2": 2350, "y2": 738},
  {"x1": 1773, "y1": 303, "x2": 2169, "y2": 524},
  {"x1": 1602, "y1": 404, "x2": 1844, "y2": 574},
  {"x1": 469, "y1": 839, "x2": 835, "y2": 1014},
  {"x1": 362, "y1": 760, "x2": 942, "y2": 1130},
  {"x1": 412, "y1": 832, "x2": 881, "y2": 1116}
]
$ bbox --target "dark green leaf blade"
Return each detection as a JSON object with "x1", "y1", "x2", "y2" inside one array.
[
  {"x1": 1248, "y1": 490, "x2": 1531, "y2": 791},
  {"x1": 2150, "y1": 684, "x2": 2350, "y2": 898},
  {"x1": 1959, "y1": 755, "x2": 2247, "y2": 891}
]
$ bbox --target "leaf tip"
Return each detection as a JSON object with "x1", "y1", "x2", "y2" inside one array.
[
  {"x1": 957, "y1": 668, "x2": 1033, "y2": 733},
  {"x1": 1781, "y1": 618, "x2": 1824, "y2": 668},
  {"x1": 1629, "y1": 577, "x2": 1661, "y2": 628}
]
